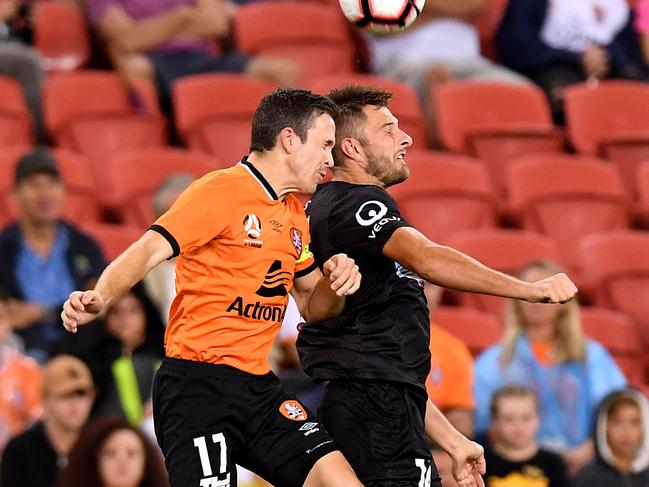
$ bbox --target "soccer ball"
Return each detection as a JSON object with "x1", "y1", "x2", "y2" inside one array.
[{"x1": 339, "y1": 0, "x2": 426, "y2": 35}]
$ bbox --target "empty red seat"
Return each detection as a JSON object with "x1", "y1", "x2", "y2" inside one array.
[
  {"x1": 638, "y1": 161, "x2": 649, "y2": 226},
  {"x1": 507, "y1": 153, "x2": 629, "y2": 285},
  {"x1": 389, "y1": 150, "x2": 496, "y2": 243},
  {"x1": 0, "y1": 147, "x2": 100, "y2": 228},
  {"x1": 430, "y1": 306, "x2": 502, "y2": 357},
  {"x1": 580, "y1": 231, "x2": 649, "y2": 344},
  {"x1": 234, "y1": 1, "x2": 355, "y2": 80},
  {"x1": 81, "y1": 223, "x2": 144, "y2": 262},
  {"x1": 305, "y1": 74, "x2": 428, "y2": 149},
  {"x1": 445, "y1": 229, "x2": 562, "y2": 316},
  {"x1": 34, "y1": 2, "x2": 90, "y2": 71},
  {"x1": 173, "y1": 74, "x2": 276, "y2": 163},
  {"x1": 107, "y1": 148, "x2": 219, "y2": 227},
  {"x1": 0, "y1": 76, "x2": 32, "y2": 146},
  {"x1": 565, "y1": 81, "x2": 649, "y2": 194},
  {"x1": 434, "y1": 82, "x2": 563, "y2": 203}
]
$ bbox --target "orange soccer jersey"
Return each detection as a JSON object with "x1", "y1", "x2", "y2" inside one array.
[{"x1": 151, "y1": 158, "x2": 316, "y2": 375}]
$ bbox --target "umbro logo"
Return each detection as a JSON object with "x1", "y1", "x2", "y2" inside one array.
[{"x1": 256, "y1": 260, "x2": 290, "y2": 297}]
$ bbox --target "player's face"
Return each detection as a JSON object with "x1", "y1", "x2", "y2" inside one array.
[
  {"x1": 98, "y1": 429, "x2": 146, "y2": 487},
  {"x1": 361, "y1": 106, "x2": 412, "y2": 188},
  {"x1": 492, "y1": 396, "x2": 539, "y2": 450},
  {"x1": 607, "y1": 402, "x2": 643, "y2": 462},
  {"x1": 291, "y1": 113, "x2": 335, "y2": 194}
]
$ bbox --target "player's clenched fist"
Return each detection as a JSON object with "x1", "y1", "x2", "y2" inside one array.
[
  {"x1": 61, "y1": 290, "x2": 105, "y2": 333},
  {"x1": 323, "y1": 253, "x2": 361, "y2": 297},
  {"x1": 527, "y1": 272, "x2": 578, "y2": 304}
]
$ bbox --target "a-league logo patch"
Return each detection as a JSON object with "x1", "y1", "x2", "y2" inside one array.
[
  {"x1": 290, "y1": 227, "x2": 302, "y2": 257},
  {"x1": 279, "y1": 400, "x2": 307, "y2": 421}
]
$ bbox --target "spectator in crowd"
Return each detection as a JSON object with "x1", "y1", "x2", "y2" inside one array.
[
  {"x1": 0, "y1": 1, "x2": 46, "y2": 143},
  {"x1": 89, "y1": 284, "x2": 164, "y2": 426},
  {"x1": 143, "y1": 173, "x2": 194, "y2": 323},
  {"x1": 1, "y1": 355, "x2": 95, "y2": 487},
  {"x1": 0, "y1": 290, "x2": 42, "y2": 454},
  {"x1": 636, "y1": 0, "x2": 649, "y2": 65},
  {"x1": 574, "y1": 388, "x2": 649, "y2": 487},
  {"x1": 496, "y1": 0, "x2": 649, "y2": 123},
  {"x1": 85, "y1": 0, "x2": 297, "y2": 119},
  {"x1": 474, "y1": 260, "x2": 627, "y2": 475},
  {"x1": 483, "y1": 385, "x2": 569, "y2": 487},
  {"x1": 368, "y1": 0, "x2": 527, "y2": 135},
  {"x1": 0, "y1": 148, "x2": 105, "y2": 363},
  {"x1": 57, "y1": 416, "x2": 169, "y2": 487}
]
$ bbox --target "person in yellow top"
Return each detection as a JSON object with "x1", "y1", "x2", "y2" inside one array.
[{"x1": 61, "y1": 88, "x2": 363, "y2": 487}]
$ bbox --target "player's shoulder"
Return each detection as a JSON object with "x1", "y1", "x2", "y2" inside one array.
[
  {"x1": 315, "y1": 182, "x2": 396, "y2": 209},
  {"x1": 196, "y1": 164, "x2": 250, "y2": 187}
]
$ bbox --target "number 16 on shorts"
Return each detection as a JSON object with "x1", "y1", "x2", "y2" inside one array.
[{"x1": 194, "y1": 433, "x2": 230, "y2": 487}]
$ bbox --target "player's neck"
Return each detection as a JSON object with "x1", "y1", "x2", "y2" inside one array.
[
  {"x1": 331, "y1": 165, "x2": 385, "y2": 188},
  {"x1": 246, "y1": 153, "x2": 295, "y2": 200}
]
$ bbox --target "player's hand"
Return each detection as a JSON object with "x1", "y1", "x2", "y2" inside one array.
[
  {"x1": 450, "y1": 440, "x2": 486, "y2": 487},
  {"x1": 61, "y1": 290, "x2": 105, "y2": 333},
  {"x1": 526, "y1": 273, "x2": 578, "y2": 304},
  {"x1": 322, "y1": 253, "x2": 361, "y2": 297}
]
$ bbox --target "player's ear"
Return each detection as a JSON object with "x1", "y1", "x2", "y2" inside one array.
[
  {"x1": 279, "y1": 127, "x2": 296, "y2": 154},
  {"x1": 340, "y1": 137, "x2": 361, "y2": 161}
]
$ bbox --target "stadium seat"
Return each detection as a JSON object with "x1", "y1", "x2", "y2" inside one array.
[
  {"x1": 433, "y1": 82, "x2": 563, "y2": 203},
  {"x1": 0, "y1": 147, "x2": 100, "y2": 229},
  {"x1": 34, "y1": 2, "x2": 90, "y2": 71},
  {"x1": 388, "y1": 151, "x2": 496, "y2": 243},
  {"x1": 107, "y1": 148, "x2": 219, "y2": 228},
  {"x1": 81, "y1": 223, "x2": 144, "y2": 262},
  {"x1": 0, "y1": 76, "x2": 32, "y2": 146},
  {"x1": 44, "y1": 71, "x2": 166, "y2": 175},
  {"x1": 445, "y1": 229, "x2": 562, "y2": 316},
  {"x1": 430, "y1": 306, "x2": 502, "y2": 357},
  {"x1": 637, "y1": 162, "x2": 649, "y2": 227},
  {"x1": 472, "y1": 0, "x2": 509, "y2": 61},
  {"x1": 580, "y1": 231, "x2": 649, "y2": 344},
  {"x1": 304, "y1": 74, "x2": 428, "y2": 149},
  {"x1": 580, "y1": 307, "x2": 645, "y2": 385},
  {"x1": 564, "y1": 81, "x2": 649, "y2": 194},
  {"x1": 234, "y1": 1, "x2": 356, "y2": 80},
  {"x1": 507, "y1": 154, "x2": 629, "y2": 286},
  {"x1": 173, "y1": 74, "x2": 276, "y2": 163}
]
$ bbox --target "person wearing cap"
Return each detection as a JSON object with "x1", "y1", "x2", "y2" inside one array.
[
  {"x1": 1, "y1": 354, "x2": 96, "y2": 487},
  {"x1": 0, "y1": 147, "x2": 105, "y2": 363}
]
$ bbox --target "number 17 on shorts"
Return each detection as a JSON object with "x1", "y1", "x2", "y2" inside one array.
[{"x1": 194, "y1": 433, "x2": 231, "y2": 487}]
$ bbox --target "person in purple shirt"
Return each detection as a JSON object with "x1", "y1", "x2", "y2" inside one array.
[{"x1": 86, "y1": 0, "x2": 297, "y2": 120}]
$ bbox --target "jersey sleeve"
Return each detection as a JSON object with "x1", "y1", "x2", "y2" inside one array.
[
  {"x1": 292, "y1": 200, "x2": 317, "y2": 278},
  {"x1": 329, "y1": 186, "x2": 411, "y2": 258},
  {"x1": 150, "y1": 174, "x2": 230, "y2": 257}
]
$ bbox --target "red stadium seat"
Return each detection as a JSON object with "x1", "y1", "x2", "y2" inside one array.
[
  {"x1": 34, "y1": 2, "x2": 90, "y2": 71},
  {"x1": 173, "y1": 74, "x2": 276, "y2": 163},
  {"x1": 472, "y1": 0, "x2": 509, "y2": 61},
  {"x1": 580, "y1": 231, "x2": 649, "y2": 344},
  {"x1": 638, "y1": 161, "x2": 649, "y2": 227},
  {"x1": 107, "y1": 148, "x2": 219, "y2": 228},
  {"x1": 445, "y1": 229, "x2": 562, "y2": 316},
  {"x1": 304, "y1": 74, "x2": 428, "y2": 149},
  {"x1": 565, "y1": 81, "x2": 649, "y2": 194},
  {"x1": 507, "y1": 154, "x2": 629, "y2": 286},
  {"x1": 388, "y1": 151, "x2": 496, "y2": 243},
  {"x1": 580, "y1": 307, "x2": 645, "y2": 384},
  {"x1": 234, "y1": 1, "x2": 356, "y2": 80},
  {"x1": 81, "y1": 223, "x2": 144, "y2": 262},
  {"x1": 0, "y1": 147, "x2": 100, "y2": 229},
  {"x1": 44, "y1": 71, "x2": 166, "y2": 172},
  {"x1": 0, "y1": 76, "x2": 32, "y2": 146},
  {"x1": 430, "y1": 306, "x2": 502, "y2": 357},
  {"x1": 433, "y1": 82, "x2": 563, "y2": 204}
]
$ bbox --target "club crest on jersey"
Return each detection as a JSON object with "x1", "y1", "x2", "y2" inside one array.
[
  {"x1": 243, "y1": 213, "x2": 263, "y2": 248},
  {"x1": 279, "y1": 400, "x2": 307, "y2": 421},
  {"x1": 290, "y1": 227, "x2": 302, "y2": 257}
]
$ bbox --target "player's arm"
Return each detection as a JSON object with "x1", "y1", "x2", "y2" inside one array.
[
  {"x1": 382, "y1": 227, "x2": 577, "y2": 303},
  {"x1": 61, "y1": 230, "x2": 173, "y2": 333},
  {"x1": 291, "y1": 254, "x2": 361, "y2": 323},
  {"x1": 425, "y1": 399, "x2": 486, "y2": 487}
]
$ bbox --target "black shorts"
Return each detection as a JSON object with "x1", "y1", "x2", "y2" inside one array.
[
  {"x1": 152, "y1": 358, "x2": 338, "y2": 487},
  {"x1": 320, "y1": 380, "x2": 442, "y2": 487}
]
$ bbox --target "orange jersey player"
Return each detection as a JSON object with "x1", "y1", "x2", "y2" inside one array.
[{"x1": 61, "y1": 88, "x2": 363, "y2": 487}]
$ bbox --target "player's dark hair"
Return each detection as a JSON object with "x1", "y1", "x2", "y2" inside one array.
[
  {"x1": 327, "y1": 85, "x2": 393, "y2": 165},
  {"x1": 250, "y1": 88, "x2": 337, "y2": 153}
]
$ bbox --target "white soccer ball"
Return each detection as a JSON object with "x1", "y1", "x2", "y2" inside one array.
[{"x1": 339, "y1": 0, "x2": 426, "y2": 35}]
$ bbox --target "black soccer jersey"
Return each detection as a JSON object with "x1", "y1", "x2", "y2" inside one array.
[{"x1": 297, "y1": 181, "x2": 431, "y2": 391}]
